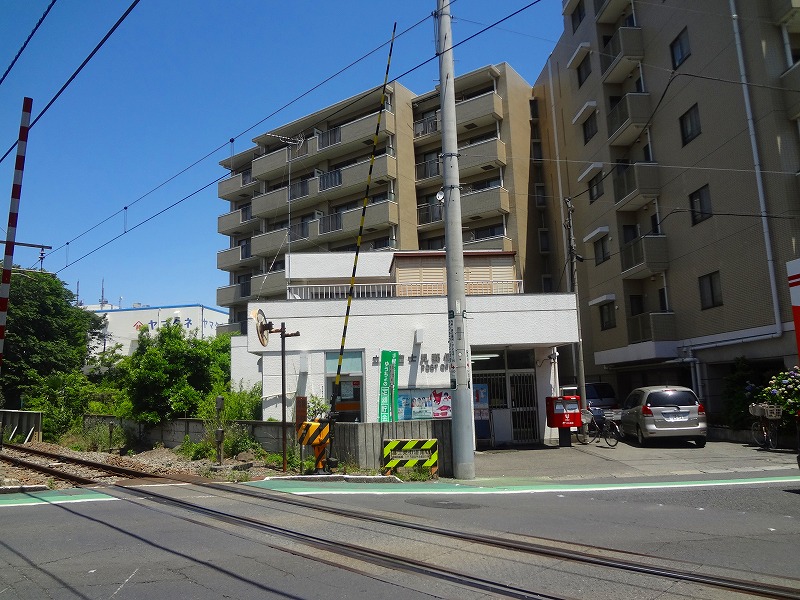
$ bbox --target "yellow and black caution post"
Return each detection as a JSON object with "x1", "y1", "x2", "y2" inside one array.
[
  {"x1": 383, "y1": 439, "x2": 438, "y2": 477},
  {"x1": 297, "y1": 419, "x2": 331, "y2": 474}
]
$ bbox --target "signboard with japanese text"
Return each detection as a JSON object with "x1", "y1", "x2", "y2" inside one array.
[{"x1": 378, "y1": 350, "x2": 399, "y2": 423}]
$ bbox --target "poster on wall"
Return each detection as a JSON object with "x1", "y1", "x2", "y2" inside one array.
[
  {"x1": 396, "y1": 388, "x2": 453, "y2": 420},
  {"x1": 473, "y1": 383, "x2": 489, "y2": 421}
]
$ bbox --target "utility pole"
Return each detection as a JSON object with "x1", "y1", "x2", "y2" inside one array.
[
  {"x1": 564, "y1": 197, "x2": 587, "y2": 412},
  {"x1": 437, "y1": 0, "x2": 474, "y2": 480}
]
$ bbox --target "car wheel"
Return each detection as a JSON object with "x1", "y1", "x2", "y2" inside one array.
[
  {"x1": 695, "y1": 437, "x2": 706, "y2": 448},
  {"x1": 636, "y1": 427, "x2": 647, "y2": 447}
]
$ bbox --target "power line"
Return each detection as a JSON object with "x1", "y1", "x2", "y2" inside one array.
[
  {"x1": 45, "y1": 1, "x2": 544, "y2": 274},
  {"x1": 0, "y1": 0, "x2": 141, "y2": 167},
  {"x1": 0, "y1": 0, "x2": 58, "y2": 88}
]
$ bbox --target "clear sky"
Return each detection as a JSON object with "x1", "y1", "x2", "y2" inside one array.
[{"x1": 0, "y1": 0, "x2": 563, "y2": 311}]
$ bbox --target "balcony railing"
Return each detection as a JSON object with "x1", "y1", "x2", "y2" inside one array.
[
  {"x1": 286, "y1": 280, "x2": 524, "y2": 300},
  {"x1": 627, "y1": 312, "x2": 676, "y2": 344},
  {"x1": 415, "y1": 158, "x2": 441, "y2": 180},
  {"x1": 319, "y1": 213, "x2": 343, "y2": 235},
  {"x1": 289, "y1": 222, "x2": 309, "y2": 241},
  {"x1": 289, "y1": 180, "x2": 309, "y2": 200},
  {"x1": 317, "y1": 126, "x2": 341, "y2": 149},
  {"x1": 414, "y1": 115, "x2": 439, "y2": 137},
  {"x1": 417, "y1": 204, "x2": 444, "y2": 226},
  {"x1": 319, "y1": 169, "x2": 343, "y2": 191}
]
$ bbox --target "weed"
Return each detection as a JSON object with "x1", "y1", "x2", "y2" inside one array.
[
  {"x1": 46, "y1": 478, "x2": 56, "y2": 490},
  {"x1": 227, "y1": 470, "x2": 251, "y2": 483}
]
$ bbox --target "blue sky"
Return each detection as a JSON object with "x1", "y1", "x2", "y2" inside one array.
[{"x1": 0, "y1": 0, "x2": 563, "y2": 310}]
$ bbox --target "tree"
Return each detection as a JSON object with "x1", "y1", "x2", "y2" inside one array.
[
  {"x1": 0, "y1": 270, "x2": 104, "y2": 409},
  {"x1": 122, "y1": 323, "x2": 231, "y2": 424}
]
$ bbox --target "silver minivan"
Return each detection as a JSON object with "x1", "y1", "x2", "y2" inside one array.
[
  {"x1": 560, "y1": 382, "x2": 618, "y2": 411},
  {"x1": 620, "y1": 386, "x2": 707, "y2": 447}
]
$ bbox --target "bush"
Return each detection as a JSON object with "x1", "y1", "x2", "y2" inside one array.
[{"x1": 176, "y1": 435, "x2": 215, "y2": 460}]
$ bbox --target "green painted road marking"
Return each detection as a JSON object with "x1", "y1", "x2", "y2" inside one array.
[
  {"x1": 0, "y1": 489, "x2": 117, "y2": 507},
  {"x1": 245, "y1": 475, "x2": 800, "y2": 495}
]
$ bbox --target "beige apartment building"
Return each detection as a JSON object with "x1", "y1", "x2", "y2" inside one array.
[
  {"x1": 536, "y1": 0, "x2": 800, "y2": 412},
  {"x1": 216, "y1": 63, "x2": 555, "y2": 334}
]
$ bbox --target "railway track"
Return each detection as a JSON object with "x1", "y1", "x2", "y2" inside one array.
[
  {"x1": 0, "y1": 442, "x2": 181, "y2": 486},
  {"x1": 4, "y1": 443, "x2": 799, "y2": 599},
  {"x1": 111, "y1": 478, "x2": 800, "y2": 600}
]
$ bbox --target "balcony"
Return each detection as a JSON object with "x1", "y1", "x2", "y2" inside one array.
[
  {"x1": 772, "y1": 0, "x2": 800, "y2": 29},
  {"x1": 464, "y1": 235, "x2": 513, "y2": 251},
  {"x1": 627, "y1": 312, "x2": 677, "y2": 344},
  {"x1": 217, "y1": 245, "x2": 260, "y2": 271},
  {"x1": 781, "y1": 61, "x2": 800, "y2": 120},
  {"x1": 251, "y1": 146, "x2": 290, "y2": 181},
  {"x1": 607, "y1": 93, "x2": 651, "y2": 146},
  {"x1": 600, "y1": 28, "x2": 643, "y2": 83},
  {"x1": 613, "y1": 163, "x2": 660, "y2": 210},
  {"x1": 455, "y1": 91, "x2": 502, "y2": 132},
  {"x1": 217, "y1": 322, "x2": 244, "y2": 336},
  {"x1": 314, "y1": 110, "x2": 396, "y2": 161},
  {"x1": 316, "y1": 201, "x2": 399, "y2": 244},
  {"x1": 286, "y1": 279, "x2": 524, "y2": 300},
  {"x1": 619, "y1": 235, "x2": 668, "y2": 278},
  {"x1": 458, "y1": 138, "x2": 507, "y2": 178},
  {"x1": 218, "y1": 170, "x2": 260, "y2": 201},
  {"x1": 415, "y1": 158, "x2": 441, "y2": 181},
  {"x1": 252, "y1": 187, "x2": 289, "y2": 220},
  {"x1": 417, "y1": 204, "x2": 444, "y2": 228},
  {"x1": 251, "y1": 271, "x2": 288, "y2": 299},
  {"x1": 594, "y1": 0, "x2": 631, "y2": 24},
  {"x1": 414, "y1": 114, "x2": 439, "y2": 138},
  {"x1": 217, "y1": 281, "x2": 254, "y2": 307},
  {"x1": 218, "y1": 206, "x2": 260, "y2": 237},
  {"x1": 461, "y1": 186, "x2": 510, "y2": 221}
]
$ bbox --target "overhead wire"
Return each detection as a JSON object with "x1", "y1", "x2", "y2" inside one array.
[
  {"x1": 0, "y1": 0, "x2": 141, "y2": 167},
  {"x1": 48, "y1": 0, "x2": 547, "y2": 275},
  {"x1": 0, "y1": 0, "x2": 58, "y2": 88}
]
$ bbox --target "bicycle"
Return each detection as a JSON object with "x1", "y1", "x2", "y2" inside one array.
[
  {"x1": 749, "y1": 403, "x2": 781, "y2": 450},
  {"x1": 576, "y1": 407, "x2": 619, "y2": 447}
]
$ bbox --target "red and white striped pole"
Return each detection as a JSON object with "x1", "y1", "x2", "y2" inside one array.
[{"x1": 0, "y1": 97, "x2": 33, "y2": 374}]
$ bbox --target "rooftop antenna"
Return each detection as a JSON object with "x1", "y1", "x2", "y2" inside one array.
[{"x1": 99, "y1": 278, "x2": 107, "y2": 309}]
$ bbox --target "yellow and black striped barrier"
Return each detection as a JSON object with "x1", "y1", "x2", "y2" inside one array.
[
  {"x1": 297, "y1": 420, "x2": 330, "y2": 473},
  {"x1": 383, "y1": 438, "x2": 438, "y2": 477}
]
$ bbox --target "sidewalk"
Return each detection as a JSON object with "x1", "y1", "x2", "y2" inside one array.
[{"x1": 471, "y1": 439, "x2": 799, "y2": 483}]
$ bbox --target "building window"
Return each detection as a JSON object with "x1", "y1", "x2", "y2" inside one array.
[
  {"x1": 689, "y1": 184, "x2": 712, "y2": 225},
  {"x1": 571, "y1": 0, "x2": 585, "y2": 33},
  {"x1": 599, "y1": 302, "x2": 616, "y2": 330},
  {"x1": 583, "y1": 112, "x2": 598, "y2": 144},
  {"x1": 699, "y1": 271, "x2": 723, "y2": 309},
  {"x1": 539, "y1": 229, "x2": 551, "y2": 253},
  {"x1": 680, "y1": 104, "x2": 701, "y2": 145},
  {"x1": 588, "y1": 172, "x2": 604, "y2": 202},
  {"x1": 474, "y1": 223, "x2": 505, "y2": 240},
  {"x1": 670, "y1": 27, "x2": 691, "y2": 69},
  {"x1": 594, "y1": 235, "x2": 610, "y2": 265},
  {"x1": 541, "y1": 274, "x2": 554, "y2": 292},
  {"x1": 422, "y1": 236, "x2": 445, "y2": 250},
  {"x1": 577, "y1": 55, "x2": 591, "y2": 87}
]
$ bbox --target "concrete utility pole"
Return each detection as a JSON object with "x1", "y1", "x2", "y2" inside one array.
[
  {"x1": 437, "y1": 0, "x2": 474, "y2": 480},
  {"x1": 564, "y1": 197, "x2": 587, "y2": 412}
]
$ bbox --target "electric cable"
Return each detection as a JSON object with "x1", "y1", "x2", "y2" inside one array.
[
  {"x1": 0, "y1": 0, "x2": 141, "y2": 167},
  {"x1": 0, "y1": 0, "x2": 58, "y2": 88}
]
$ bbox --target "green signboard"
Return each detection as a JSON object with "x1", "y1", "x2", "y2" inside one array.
[{"x1": 378, "y1": 350, "x2": 399, "y2": 423}]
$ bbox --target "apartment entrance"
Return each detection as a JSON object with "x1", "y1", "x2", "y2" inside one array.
[{"x1": 472, "y1": 349, "x2": 539, "y2": 446}]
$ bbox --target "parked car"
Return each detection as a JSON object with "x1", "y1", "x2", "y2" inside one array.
[
  {"x1": 560, "y1": 382, "x2": 618, "y2": 411},
  {"x1": 619, "y1": 385, "x2": 706, "y2": 447}
]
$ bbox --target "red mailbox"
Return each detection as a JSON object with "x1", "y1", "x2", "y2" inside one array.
[{"x1": 545, "y1": 395, "x2": 581, "y2": 428}]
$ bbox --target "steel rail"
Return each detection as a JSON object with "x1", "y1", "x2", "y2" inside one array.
[
  {"x1": 207, "y1": 482, "x2": 800, "y2": 600},
  {"x1": 0, "y1": 452, "x2": 96, "y2": 486},
  {"x1": 111, "y1": 484, "x2": 564, "y2": 600}
]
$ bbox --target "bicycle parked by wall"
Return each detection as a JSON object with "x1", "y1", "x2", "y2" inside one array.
[
  {"x1": 749, "y1": 403, "x2": 781, "y2": 449},
  {"x1": 576, "y1": 406, "x2": 619, "y2": 447}
]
